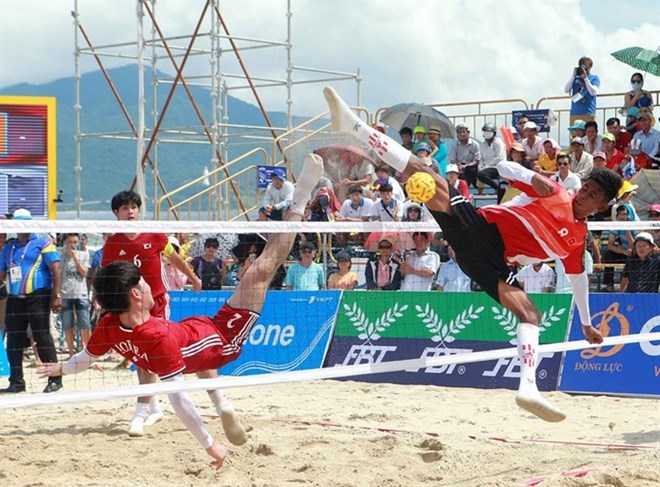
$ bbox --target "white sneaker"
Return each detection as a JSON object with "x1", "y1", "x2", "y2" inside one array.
[
  {"x1": 220, "y1": 409, "x2": 248, "y2": 446},
  {"x1": 323, "y1": 86, "x2": 361, "y2": 134},
  {"x1": 128, "y1": 417, "x2": 146, "y2": 437},
  {"x1": 144, "y1": 411, "x2": 164, "y2": 427},
  {"x1": 515, "y1": 388, "x2": 566, "y2": 423}
]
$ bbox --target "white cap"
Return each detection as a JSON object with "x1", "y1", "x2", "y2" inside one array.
[
  {"x1": 634, "y1": 232, "x2": 654, "y2": 245},
  {"x1": 446, "y1": 164, "x2": 459, "y2": 174},
  {"x1": 571, "y1": 136, "x2": 585, "y2": 145},
  {"x1": 523, "y1": 121, "x2": 538, "y2": 130},
  {"x1": 13, "y1": 208, "x2": 32, "y2": 220},
  {"x1": 168, "y1": 235, "x2": 181, "y2": 248}
]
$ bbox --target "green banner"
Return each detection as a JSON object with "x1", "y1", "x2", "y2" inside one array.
[{"x1": 336, "y1": 292, "x2": 572, "y2": 345}]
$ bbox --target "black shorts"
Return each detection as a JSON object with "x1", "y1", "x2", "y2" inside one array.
[{"x1": 429, "y1": 187, "x2": 520, "y2": 303}]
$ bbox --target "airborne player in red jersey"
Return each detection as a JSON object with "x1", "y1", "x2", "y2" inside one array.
[
  {"x1": 323, "y1": 86, "x2": 622, "y2": 423},
  {"x1": 39, "y1": 154, "x2": 324, "y2": 469}
]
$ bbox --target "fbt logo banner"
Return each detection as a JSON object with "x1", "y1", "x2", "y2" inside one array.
[
  {"x1": 170, "y1": 290, "x2": 341, "y2": 376},
  {"x1": 325, "y1": 291, "x2": 571, "y2": 391},
  {"x1": 560, "y1": 294, "x2": 660, "y2": 397}
]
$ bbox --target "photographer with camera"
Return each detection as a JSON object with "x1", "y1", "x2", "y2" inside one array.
[{"x1": 564, "y1": 56, "x2": 600, "y2": 125}]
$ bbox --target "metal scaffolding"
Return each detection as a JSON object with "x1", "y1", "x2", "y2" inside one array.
[{"x1": 72, "y1": 0, "x2": 361, "y2": 218}]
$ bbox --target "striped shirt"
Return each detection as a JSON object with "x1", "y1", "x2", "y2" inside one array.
[{"x1": 0, "y1": 234, "x2": 59, "y2": 295}]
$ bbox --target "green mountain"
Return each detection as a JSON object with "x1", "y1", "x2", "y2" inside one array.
[{"x1": 1, "y1": 65, "x2": 308, "y2": 212}]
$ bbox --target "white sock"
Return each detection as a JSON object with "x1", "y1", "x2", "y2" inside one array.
[
  {"x1": 517, "y1": 322, "x2": 539, "y2": 392},
  {"x1": 149, "y1": 396, "x2": 162, "y2": 414},
  {"x1": 323, "y1": 86, "x2": 411, "y2": 173},
  {"x1": 289, "y1": 154, "x2": 324, "y2": 216},
  {"x1": 132, "y1": 402, "x2": 150, "y2": 420},
  {"x1": 208, "y1": 389, "x2": 234, "y2": 415}
]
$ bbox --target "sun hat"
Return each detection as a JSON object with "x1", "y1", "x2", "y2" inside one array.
[
  {"x1": 626, "y1": 106, "x2": 640, "y2": 118},
  {"x1": 510, "y1": 142, "x2": 525, "y2": 153},
  {"x1": 12, "y1": 208, "x2": 32, "y2": 220},
  {"x1": 446, "y1": 163, "x2": 459, "y2": 173},
  {"x1": 427, "y1": 126, "x2": 443, "y2": 136},
  {"x1": 571, "y1": 136, "x2": 585, "y2": 145},
  {"x1": 617, "y1": 180, "x2": 639, "y2": 199},
  {"x1": 168, "y1": 235, "x2": 181, "y2": 249}
]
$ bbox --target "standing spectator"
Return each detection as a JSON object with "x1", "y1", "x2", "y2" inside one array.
[
  {"x1": 600, "y1": 133, "x2": 626, "y2": 172},
  {"x1": 0, "y1": 209, "x2": 62, "y2": 393},
  {"x1": 569, "y1": 137, "x2": 594, "y2": 180},
  {"x1": 514, "y1": 114, "x2": 529, "y2": 141},
  {"x1": 631, "y1": 112, "x2": 660, "y2": 168},
  {"x1": 0, "y1": 232, "x2": 6, "y2": 339},
  {"x1": 583, "y1": 121, "x2": 603, "y2": 154},
  {"x1": 427, "y1": 125, "x2": 448, "y2": 176},
  {"x1": 564, "y1": 56, "x2": 600, "y2": 124},
  {"x1": 400, "y1": 232, "x2": 441, "y2": 291},
  {"x1": 164, "y1": 236, "x2": 189, "y2": 291},
  {"x1": 412, "y1": 125, "x2": 428, "y2": 154},
  {"x1": 620, "y1": 232, "x2": 659, "y2": 293},
  {"x1": 191, "y1": 238, "x2": 227, "y2": 290},
  {"x1": 327, "y1": 252, "x2": 358, "y2": 290},
  {"x1": 478, "y1": 122, "x2": 506, "y2": 194},
  {"x1": 259, "y1": 168, "x2": 294, "y2": 221},
  {"x1": 399, "y1": 127, "x2": 414, "y2": 151},
  {"x1": 550, "y1": 153, "x2": 582, "y2": 195},
  {"x1": 601, "y1": 205, "x2": 636, "y2": 292},
  {"x1": 624, "y1": 107, "x2": 641, "y2": 134},
  {"x1": 449, "y1": 123, "x2": 481, "y2": 192},
  {"x1": 446, "y1": 164, "x2": 472, "y2": 202},
  {"x1": 415, "y1": 143, "x2": 441, "y2": 175},
  {"x1": 87, "y1": 233, "x2": 109, "y2": 292},
  {"x1": 435, "y1": 246, "x2": 471, "y2": 292},
  {"x1": 624, "y1": 73, "x2": 655, "y2": 114},
  {"x1": 534, "y1": 138, "x2": 561, "y2": 177},
  {"x1": 285, "y1": 242, "x2": 325, "y2": 290},
  {"x1": 369, "y1": 183, "x2": 403, "y2": 222},
  {"x1": 521, "y1": 121, "x2": 543, "y2": 163},
  {"x1": 365, "y1": 237, "x2": 402, "y2": 290},
  {"x1": 516, "y1": 263, "x2": 555, "y2": 293},
  {"x1": 606, "y1": 117, "x2": 633, "y2": 154},
  {"x1": 60, "y1": 233, "x2": 91, "y2": 357},
  {"x1": 647, "y1": 204, "x2": 660, "y2": 252}
]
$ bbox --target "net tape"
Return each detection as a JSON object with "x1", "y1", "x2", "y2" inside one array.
[{"x1": 1, "y1": 332, "x2": 657, "y2": 410}]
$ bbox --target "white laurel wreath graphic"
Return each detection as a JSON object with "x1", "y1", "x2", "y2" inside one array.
[
  {"x1": 416, "y1": 304, "x2": 484, "y2": 346},
  {"x1": 492, "y1": 305, "x2": 567, "y2": 345},
  {"x1": 343, "y1": 302, "x2": 408, "y2": 342}
]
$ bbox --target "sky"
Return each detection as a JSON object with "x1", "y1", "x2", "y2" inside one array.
[{"x1": 0, "y1": 0, "x2": 659, "y2": 117}]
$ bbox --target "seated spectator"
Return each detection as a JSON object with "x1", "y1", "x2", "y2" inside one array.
[
  {"x1": 521, "y1": 121, "x2": 543, "y2": 162},
  {"x1": 435, "y1": 246, "x2": 471, "y2": 292},
  {"x1": 337, "y1": 185, "x2": 374, "y2": 222},
  {"x1": 234, "y1": 234, "x2": 285, "y2": 289},
  {"x1": 648, "y1": 204, "x2": 660, "y2": 252},
  {"x1": 338, "y1": 152, "x2": 376, "y2": 201},
  {"x1": 551, "y1": 153, "x2": 581, "y2": 195},
  {"x1": 285, "y1": 242, "x2": 325, "y2": 290},
  {"x1": 402, "y1": 200, "x2": 434, "y2": 222},
  {"x1": 569, "y1": 137, "x2": 594, "y2": 180},
  {"x1": 427, "y1": 125, "x2": 448, "y2": 176},
  {"x1": 477, "y1": 122, "x2": 506, "y2": 194},
  {"x1": 412, "y1": 125, "x2": 428, "y2": 153},
  {"x1": 259, "y1": 168, "x2": 293, "y2": 221},
  {"x1": 445, "y1": 164, "x2": 472, "y2": 202},
  {"x1": 365, "y1": 237, "x2": 402, "y2": 290},
  {"x1": 516, "y1": 263, "x2": 555, "y2": 293},
  {"x1": 399, "y1": 127, "x2": 414, "y2": 151},
  {"x1": 624, "y1": 73, "x2": 655, "y2": 116},
  {"x1": 190, "y1": 237, "x2": 226, "y2": 290},
  {"x1": 600, "y1": 133, "x2": 626, "y2": 172},
  {"x1": 308, "y1": 186, "x2": 341, "y2": 222},
  {"x1": 567, "y1": 119, "x2": 586, "y2": 139},
  {"x1": 450, "y1": 123, "x2": 481, "y2": 191},
  {"x1": 400, "y1": 232, "x2": 440, "y2": 291},
  {"x1": 606, "y1": 117, "x2": 633, "y2": 154},
  {"x1": 624, "y1": 107, "x2": 640, "y2": 134},
  {"x1": 508, "y1": 142, "x2": 533, "y2": 169},
  {"x1": 601, "y1": 205, "x2": 637, "y2": 292},
  {"x1": 327, "y1": 251, "x2": 358, "y2": 290},
  {"x1": 592, "y1": 151, "x2": 607, "y2": 170},
  {"x1": 620, "y1": 232, "x2": 659, "y2": 293},
  {"x1": 583, "y1": 121, "x2": 603, "y2": 154},
  {"x1": 369, "y1": 183, "x2": 402, "y2": 221},
  {"x1": 164, "y1": 236, "x2": 189, "y2": 291},
  {"x1": 415, "y1": 142, "x2": 441, "y2": 175},
  {"x1": 534, "y1": 138, "x2": 561, "y2": 177},
  {"x1": 631, "y1": 112, "x2": 660, "y2": 169},
  {"x1": 514, "y1": 114, "x2": 529, "y2": 141},
  {"x1": 611, "y1": 180, "x2": 640, "y2": 221},
  {"x1": 371, "y1": 164, "x2": 405, "y2": 202}
]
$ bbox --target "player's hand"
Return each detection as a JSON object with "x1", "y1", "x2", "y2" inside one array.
[
  {"x1": 37, "y1": 362, "x2": 62, "y2": 378},
  {"x1": 582, "y1": 325, "x2": 603, "y2": 344},
  {"x1": 531, "y1": 174, "x2": 554, "y2": 196},
  {"x1": 205, "y1": 440, "x2": 228, "y2": 469},
  {"x1": 191, "y1": 276, "x2": 203, "y2": 292}
]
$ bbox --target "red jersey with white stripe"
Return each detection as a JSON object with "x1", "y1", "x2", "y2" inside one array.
[
  {"x1": 102, "y1": 233, "x2": 169, "y2": 298},
  {"x1": 478, "y1": 179, "x2": 587, "y2": 274},
  {"x1": 86, "y1": 304, "x2": 259, "y2": 379}
]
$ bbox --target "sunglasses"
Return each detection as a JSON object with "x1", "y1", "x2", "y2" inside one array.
[{"x1": 378, "y1": 245, "x2": 392, "y2": 250}]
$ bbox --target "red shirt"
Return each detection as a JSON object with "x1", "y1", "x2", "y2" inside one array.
[
  {"x1": 605, "y1": 149, "x2": 626, "y2": 172},
  {"x1": 478, "y1": 179, "x2": 587, "y2": 274},
  {"x1": 102, "y1": 233, "x2": 169, "y2": 298},
  {"x1": 614, "y1": 131, "x2": 632, "y2": 153},
  {"x1": 87, "y1": 304, "x2": 259, "y2": 379}
]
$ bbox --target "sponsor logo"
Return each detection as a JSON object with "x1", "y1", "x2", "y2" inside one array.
[{"x1": 118, "y1": 249, "x2": 126, "y2": 256}]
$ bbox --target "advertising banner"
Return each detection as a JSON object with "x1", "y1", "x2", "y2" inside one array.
[
  {"x1": 257, "y1": 165, "x2": 287, "y2": 190},
  {"x1": 560, "y1": 294, "x2": 660, "y2": 397},
  {"x1": 170, "y1": 290, "x2": 340, "y2": 376},
  {"x1": 325, "y1": 292, "x2": 572, "y2": 391},
  {"x1": 512, "y1": 109, "x2": 551, "y2": 133}
]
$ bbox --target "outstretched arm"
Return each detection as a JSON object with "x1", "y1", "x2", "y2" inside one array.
[
  {"x1": 38, "y1": 349, "x2": 97, "y2": 377},
  {"x1": 496, "y1": 160, "x2": 555, "y2": 196},
  {"x1": 567, "y1": 272, "x2": 603, "y2": 344}
]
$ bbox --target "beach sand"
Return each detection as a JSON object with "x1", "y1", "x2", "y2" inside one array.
[{"x1": 0, "y1": 367, "x2": 658, "y2": 487}]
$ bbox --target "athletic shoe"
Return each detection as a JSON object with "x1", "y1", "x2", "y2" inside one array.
[
  {"x1": 220, "y1": 409, "x2": 248, "y2": 446},
  {"x1": 144, "y1": 411, "x2": 164, "y2": 427},
  {"x1": 128, "y1": 417, "x2": 146, "y2": 437},
  {"x1": 515, "y1": 389, "x2": 566, "y2": 423}
]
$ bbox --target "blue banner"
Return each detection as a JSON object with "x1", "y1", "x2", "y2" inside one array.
[
  {"x1": 0, "y1": 332, "x2": 9, "y2": 377},
  {"x1": 170, "y1": 290, "x2": 340, "y2": 376},
  {"x1": 257, "y1": 165, "x2": 287, "y2": 190},
  {"x1": 325, "y1": 337, "x2": 562, "y2": 391},
  {"x1": 560, "y1": 294, "x2": 660, "y2": 397}
]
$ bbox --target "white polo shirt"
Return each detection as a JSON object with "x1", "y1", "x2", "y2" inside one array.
[
  {"x1": 339, "y1": 197, "x2": 374, "y2": 220},
  {"x1": 401, "y1": 249, "x2": 441, "y2": 291},
  {"x1": 516, "y1": 263, "x2": 555, "y2": 293},
  {"x1": 370, "y1": 197, "x2": 403, "y2": 221}
]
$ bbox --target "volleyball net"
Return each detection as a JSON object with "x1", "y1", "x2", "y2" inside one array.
[{"x1": 0, "y1": 218, "x2": 658, "y2": 409}]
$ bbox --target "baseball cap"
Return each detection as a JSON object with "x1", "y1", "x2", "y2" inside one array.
[
  {"x1": 568, "y1": 120, "x2": 586, "y2": 131},
  {"x1": 446, "y1": 163, "x2": 459, "y2": 174},
  {"x1": 271, "y1": 167, "x2": 287, "y2": 180},
  {"x1": 634, "y1": 232, "x2": 654, "y2": 245},
  {"x1": 523, "y1": 121, "x2": 538, "y2": 131},
  {"x1": 413, "y1": 125, "x2": 426, "y2": 135},
  {"x1": 601, "y1": 133, "x2": 616, "y2": 143},
  {"x1": 571, "y1": 136, "x2": 585, "y2": 145},
  {"x1": 649, "y1": 203, "x2": 660, "y2": 214},
  {"x1": 168, "y1": 235, "x2": 181, "y2": 249},
  {"x1": 592, "y1": 151, "x2": 606, "y2": 160},
  {"x1": 416, "y1": 142, "x2": 432, "y2": 154},
  {"x1": 626, "y1": 106, "x2": 640, "y2": 118},
  {"x1": 13, "y1": 208, "x2": 32, "y2": 220}
]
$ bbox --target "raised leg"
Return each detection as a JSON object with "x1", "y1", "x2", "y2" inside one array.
[{"x1": 197, "y1": 369, "x2": 248, "y2": 446}]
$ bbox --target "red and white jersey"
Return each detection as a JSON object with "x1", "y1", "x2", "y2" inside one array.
[
  {"x1": 102, "y1": 233, "x2": 170, "y2": 298},
  {"x1": 86, "y1": 304, "x2": 258, "y2": 379},
  {"x1": 479, "y1": 174, "x2": 587, "y2": 274}
]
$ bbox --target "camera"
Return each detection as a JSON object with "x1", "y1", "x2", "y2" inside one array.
[{"x1": 576, "y1": 65, "x2": 586, "y2": 76}]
